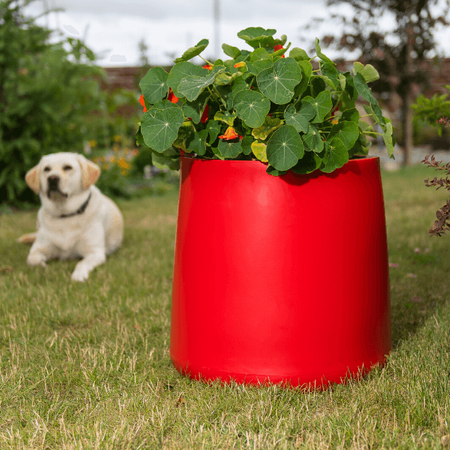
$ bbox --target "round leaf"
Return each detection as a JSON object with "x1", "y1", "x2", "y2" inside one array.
[
  {"x1": 252, "y1": 116, "x2": 283, "y2": 140},
  {"x1": 266, "y1": 125, "x2": 304, "y2": 171},
  {"x1": 218, "y1": 139, "x2": 242, "y2": 158},
  {"x1": 139, "y1": 67, "x2": 169, "y2": 104},
  {"x1": 291, "y1": 152, "x2": 322, "y2": 175},
  {"x1": 141, "y1": 107, "x2": 184, "y2": 153},
  {"x1": 257, "y1": 58, "x2": 302, "y2": 105},
  {"x1": 285, "y1": 102, "x2": 315, "y2": 133},
  {"x1": 178, "y1": 74, "x2": 216, "y2": 102},
  {"x1": 174, "y1": 39, "x2": 209, "y2": 63},
  {"x1": 320, "y1": 137, "x2": 349, "y2": 173},
  {"x1": 302, "y1": 91, "x2": 333, "y2": 123},
  {"x1": 187, "y1": 130, "x2": 208, "y2": 156},
  {"x1": 328, "y1": 121, "x2": 360, "y2": 150},
  {"x1": 233, "y1": 90, "x2": 271, "y2": 128},
  {"x1": 167, "y1": 62, "x2": 209, "y2": 97},
  {"x1": 303, "y1": 125, "x2": 324, "y2": 153},
  {"x1": 251, "y1": 141, "x2": 268, "y2": 162},
  {"x1": 222, "y1": 43, "x2": 241, "y2": 59}
]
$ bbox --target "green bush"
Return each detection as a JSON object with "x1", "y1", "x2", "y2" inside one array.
[{"x1": 0, "y1": 0, "x2": 140, "y2": 206}]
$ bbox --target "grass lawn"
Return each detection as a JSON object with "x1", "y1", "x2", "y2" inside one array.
[{"x1": 0, "y1": 164, "x2": 449, "y2": 449}]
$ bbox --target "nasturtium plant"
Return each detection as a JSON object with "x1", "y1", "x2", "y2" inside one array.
[{"x1": 136, "y1": 28, "x2": 395, "y2": 175}]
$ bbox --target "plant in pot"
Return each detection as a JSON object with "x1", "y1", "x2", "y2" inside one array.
[
  {"x1": 136, "y1": 27, "x2": 394, "y2": 174},
  {"x1": 136, "y1": 28, "x2": 395, "y2": 388}
]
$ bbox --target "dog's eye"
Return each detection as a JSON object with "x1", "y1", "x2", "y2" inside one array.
[
  {"x1": 63, "y1": 165, "x2": 73, "y2": 171},
  {"x1": 43, "y1": 166, "x2": 51, "y2": 172}
]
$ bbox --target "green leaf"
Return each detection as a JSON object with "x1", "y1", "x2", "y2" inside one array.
[
  {"x1": 167, "y1": 62, "x2": 209, "y2": 97},
  {"x1": 302, "y1": 91, "x2": 333, "y2": 123},
  {"x1": 353, "y1": 62, "x2": 380, "y2": 83},
  {"x1": 294, "y1": 60, "x2": 312, "y2": 97},
  {"x1": 340, "y1": 108, "x2": 360, "y2": 124},
  {"x1": 187, "y1": 129, "x2": 209, "y2": 156},
  {"x1": 363, "y1": 103, "x2": 385, "y2": 127},
  {"x1": 353, "y1": 73, "x2": 377, "y2": 104},
  {"x1": 252, "y1": 116, "x2": 283, "y2": 140},
  {"x1": 215, "y1": 72, "x2": 232, "y2": 86},
  {"x1": 382, "y1": 121, "x2": 395, "y2": 158},
  {"x1": 249, "y1": 47, "x2": 271, "y2": 63},
  {"x1": 139, "y1": 67, "x2": 169, "y2": 104},
  {"x1": 266, "y1": 125, "x2": 304, "y2": 171},
  {"x1": 251, "y1": 141, "x2": 268, "y2": 162},
  {"x1": 152, "y1": 148, "x2": 181, "y2": 171},
  {"x1": 237, "y1": 27, "x2": 277, "y2": 48},
  {"x1": 241, "y1": 136, "x2": 254, "y2": 155},
  {"x1": 291, "y1": 152, "x2": 322, "y2": 174},
  {"x1": 206, "y1": 120, "x2": 221, "y2": 143},
  {"x1": 174, "y1": 39, "x2": 209, "y2": 63},
  {"x1": 315, "y1": 38, "x2": 334, "y2": 65},
  {"x1": 141, "y1": 107, "x2": 184, "y2": 153},
  {"x1": 247, "y1": 59, "x2": 274, "y2": 76},
  {"x1": 149, "y1": 99, "x2": 180, "y2": 113},
  {"x1": 289, "y1": 47, "x2": 310, "y2": 61},
  {"x1": 257, "y1": 57, "x2": 302, "y2": 105},
  {"x1": 320, "y1": 62, "x2": 339, "y2": 88},
  {"x1": 266, "y1": 166, "x2": 288, "y2": 177},
  {"x1": 285, "y1": 102, "x2": 316, "y2": 133},
  {"x1": 320, "y1": 138, "x2": 349, "y2": 173},
  {"x1": 231, "y1": 78, "x2": 249, "y2": 100},
  {"x1": 328, "y1": 121, "x2": 360, "y2": 150},
  {"x1": 173, "y1": 121, "x2": 195, "y2": 151},
  {"x1": 182, "y1": 92, "x2": 208, "y2": 124},
  {"x1": 303, "y1": 125, "x2": 324, "y2": 153},
  {"x1": 178, "y1": 73, "x2": 216, "y2": 102},
  {"x1": 218, "y1": 139, "x2": 242, "y2": 158},
  {"x1": 222, "y1": 43, "x2": 241, "y2": 59},
  {"x1": 233, "y1": 90, "x2": 271, "y2": 128},
  {"x1": 214, "y1": 111, "x2": 237, "y2": 126}
]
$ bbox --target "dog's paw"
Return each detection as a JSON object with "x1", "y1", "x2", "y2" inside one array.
[
  {"x1": 27, "y1": 253, "x2": 47, "y2": 267},
  {"x1": 71, "y1": 266, "x2": 90, "y2": 282}
]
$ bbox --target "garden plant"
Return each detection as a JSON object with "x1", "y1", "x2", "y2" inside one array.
[
  {"x1": 136, "y1": 27, "x2": 395, "y2": 176},
  {"x1": 413, "y1": 87, "x2": 450, "y2": 236}
]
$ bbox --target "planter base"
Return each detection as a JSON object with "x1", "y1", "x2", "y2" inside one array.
[{"x1": 171, "y1": 156, "x2": 391, "y2": 388}]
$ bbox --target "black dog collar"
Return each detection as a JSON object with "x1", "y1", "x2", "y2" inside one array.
[{"x1": 60, "y1": 193, "x2": 92, "y2": 218}]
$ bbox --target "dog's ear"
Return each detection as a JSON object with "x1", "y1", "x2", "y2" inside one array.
[
  {"x1": 77, "y1": 154, "x2": 101, "y2": 190},
  {"x1": 25, "y1": 164, "x2": 41, "y2": 194}
]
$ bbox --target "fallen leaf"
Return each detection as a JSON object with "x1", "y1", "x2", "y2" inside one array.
[
  {"x1": 175, "y1": 395, "x2": 185, "y2": 407},
  {"x1": 412, "y1": 297, "x2": 421, "y2": 302}
]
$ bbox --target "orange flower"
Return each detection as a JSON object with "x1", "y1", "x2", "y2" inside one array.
[
  {"x1": 219, "y1": 126, "x2": 241, "y2": 140},
  {"x1": 168, "y1": 88, "x2": 179, "y2": 103},
  {"x1": 273, "y1": 44, "x2": 285, "y2": 58},
  {"x1": 203, "y1": 64, "x2": 213, "y2": 70},
  {"x1": 234, "y1": 62, "x2": 246, "y2": 68},
  {"x1": 139, "y1": 95, "x2": 147, "y2": 112}
]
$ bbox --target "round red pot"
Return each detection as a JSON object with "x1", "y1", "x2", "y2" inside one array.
[{"x1": 171, "y1": 156, "x2": 391, "y2": 388}]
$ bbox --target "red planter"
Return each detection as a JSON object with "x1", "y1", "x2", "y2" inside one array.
[{"x1": 171, "y1": 156, "x2": 391, "y2": 388}]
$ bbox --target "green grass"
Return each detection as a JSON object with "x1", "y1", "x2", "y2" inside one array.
[{"x1": 0, "y1": 165, "x2": 449, "y2": 449}]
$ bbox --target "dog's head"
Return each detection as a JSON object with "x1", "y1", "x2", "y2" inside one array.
[{"x1": 25, "y1": 153, "x2": 101, "y2": 200}]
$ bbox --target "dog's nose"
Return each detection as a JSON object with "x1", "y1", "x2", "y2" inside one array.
[{"x1": 48, "y1": 175, "x2": 60, "y2": 189}]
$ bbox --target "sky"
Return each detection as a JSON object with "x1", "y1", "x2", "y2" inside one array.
[{"x1": 25, "y1": 0, "x2": 450, "y2": 67}]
